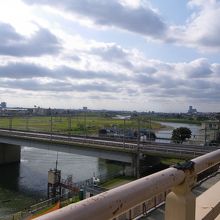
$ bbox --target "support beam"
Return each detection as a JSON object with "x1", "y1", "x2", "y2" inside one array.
[{"x1": 0, "y1": 143, "x2": 21, "y2": 164}]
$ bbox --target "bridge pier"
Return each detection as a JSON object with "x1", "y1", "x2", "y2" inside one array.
[
  {"x1": 0, "y1": 143, "x2": 21, "y2": 165},
  {"x1": 122, "y1": 153, "x2": 141, "y2": 178}
]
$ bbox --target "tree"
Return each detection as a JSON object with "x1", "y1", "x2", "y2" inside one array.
[{"x1": 171, "y1": 127, "x2": 192, "y2": 144}]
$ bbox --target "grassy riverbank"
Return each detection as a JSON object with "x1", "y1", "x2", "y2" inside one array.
[
  {"x1": 0, "y1": 187, "x2": 37, "y2": 217},
  {"x1": 100, "y1": 176, "x2": 135, "y2": 189},
  {"x1": 0, "y1": 116, "x2": 163, "y2": 135},
  {"x1": 152, "y1": 117, "x2": 201, "y2": 125}
]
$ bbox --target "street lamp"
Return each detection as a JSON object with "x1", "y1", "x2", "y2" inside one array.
[
  {"x1": 83, "y1": 107, "x2": 87, "y2": 138},
  {"x1": 68, "y1": 111, "x2": 72, "y2": 138},
  {"x1": 136, "y1": 116, "x2": 141, "y2": 179},
  {"x1": 117, "y1": 116, "x2": 128, "y2": 148},
  {"x1": 49, "y1": 108, "x2": 53, "y2": 139}
]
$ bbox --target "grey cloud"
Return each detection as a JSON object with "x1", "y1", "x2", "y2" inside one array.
[
  {"x1": 142, "y1": 78, "x2": 220, "y2": 103},
  {"x1": 23, "y1": 0, "x2": 167, "y2": 38},
  {"x1": 134, "y1": 66, "x2": 157, "y2": 74},
  {"x1": 91, "y1": 45, "x2": 128, "y2": 61},
  {"x1": 0, "y1": 79, "x2": 120, "y2": 93},
  {"x1": 0, "y1": 62, "x2": 128, "y2": 82},
  {"x1": 0, "y1": 63, "x2": 50, "y2": 78},
  {"x1": 184, "y1": 59, "x2": 213, "y2": 78},
  {"x1": 90, "y1": 45, "x2": 157, "y2": 73},
  {"x1": 134, "y1": 73, "x2": 158, "y2": 85},
  {"x1": 0, "y1": 22, "x2": 61, "y2": 57},
  {"x1": 90, "y1": 45, "x2": 134, "y2": 69},
  {"x1": 0, "y1": 23, "x2": 22, "y2": 43},
  {"x1": 159, "y1": 78, "x2": 185, "y2": 89}
]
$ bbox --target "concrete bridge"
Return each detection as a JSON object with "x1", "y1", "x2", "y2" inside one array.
[{"x1": 0, "y1": 129, "x2": 218, "y2": 177}]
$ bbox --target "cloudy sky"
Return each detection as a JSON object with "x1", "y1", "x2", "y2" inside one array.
[{"x1": 0, "y1": 0, "x2": 220, "y2": 112}]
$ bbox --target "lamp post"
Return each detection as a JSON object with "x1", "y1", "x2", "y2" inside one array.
[
  {"x1": 83, "y1": 107, "x2": 87, "y2": 138},
  {"x1": 118, "y1": 116, "x2": 129, "y2": 149},
  {"x1": 49, "y1": 108, "x2": 53, "y2": 139},
  {"x1": 123, "y1": 118, "x2": 125, "y2": 148},
  {"x1": 68, "y1": 111, "x2": 72, "y2": 138},
  {"x1": 9, "y1": 116, "x2": 12, "y2": 130},
  {"x1": 26, "y1": 116, "x2": 29, "y2": 131},
  {"x1": 136, "y1": 116, "x2": 140, "y2": 179}
]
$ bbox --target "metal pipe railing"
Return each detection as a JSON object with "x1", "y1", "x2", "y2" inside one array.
[{"x1": 34, "y1": 149, "x2": 220, "y2": 220}]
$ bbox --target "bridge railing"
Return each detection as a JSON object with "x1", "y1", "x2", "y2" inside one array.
[
  {"x1": 0, "y1": 129, "x2": 215, "y2": 159},
  {"x1": 34, "y1": 149, "x2": 220, "y2": 220}
]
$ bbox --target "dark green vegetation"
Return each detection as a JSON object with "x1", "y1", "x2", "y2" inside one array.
[
  {"x1": 160, "y1": 157, "x2": 185, "y2": 165},
  {"x1": 100, "y1": 176, "x2": 135, "y2": 189},
  {"x1": 0, "y1": 187, "x2": 36, "y2": 217},
  {"x1": 151, "y1": 117, "x2": 201, "y2": 125},
  {"x1": 0, "y1": 116, "x2": 163, "y2": 136},
  {"x1": 171, "y1": 127, "x2": 192, "y2": 143}
]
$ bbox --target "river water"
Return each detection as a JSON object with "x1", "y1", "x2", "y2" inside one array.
[
  {"x1": 0, "y1": 147, "x2": 122, "y2": 216},
  {"x1": 155, "y1": 121, "x2": 201, "y2": 143},
  {"x1": 0, "y1": 121, "x2": 201, "y2": 217}
]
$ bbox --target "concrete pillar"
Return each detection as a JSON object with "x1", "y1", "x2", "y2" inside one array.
[
  {"x1": 165, "y1": 169, "x2": 196, "y2": 220},
  {"x1": 0, "y1": 143, "x2": 21, "y2": 165},
  {"x1": 127, "y1": 153, "x2": 140, "y2": 178}
]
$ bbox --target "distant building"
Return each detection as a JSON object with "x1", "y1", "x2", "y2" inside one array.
[
  {"x1": 188, "y1": 105, "x2": 197, "y2": 114},
  {"x1": 33, "y1": 107, "x2": 48, "y2": 115},
  {"x1": 200, "y1": 121, "x2": 220, "y2": 145},
  {"x1": 0, "y1": 102, "x2": 7, "y2": 108}
]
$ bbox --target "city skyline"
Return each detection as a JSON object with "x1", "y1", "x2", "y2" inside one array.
[{"x1": 0, "y1": 0, "x2": 220, "y2": 112}]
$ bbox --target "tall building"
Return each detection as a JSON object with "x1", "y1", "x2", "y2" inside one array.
[
  {"x1": 0, "y1": 102, "x2": 7, "y2": 108},
  {"x1": 188, "y1": 105, "x2": 197, "y2": 114}
]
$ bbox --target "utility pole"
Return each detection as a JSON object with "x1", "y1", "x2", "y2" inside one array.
[
  {"x1": 50, "y1": 108, "x2": 53, "y2": 139},
  {"x1": 68, "y1": 112, "x2": 72, "y2": 137},
  {"x1": 136, "y1": 117, "x2": 140, "y2": 179},
  {"x1": 123, "y1": 118, "x2": 125, "y2": 148},
  {"x1": 9, "y1": 116, "x2": 12, "y2": 130},
  {"x1": 26, "y1": 116, "x2": 29, "y2": 131},
  {"x1": 84, "y1": 107, "x2": 87, "y2": 138}
]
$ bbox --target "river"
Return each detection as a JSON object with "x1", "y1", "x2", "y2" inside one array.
[
  {"x1": 0, "y1": 147, "x2": 122, "y2": 216},
  {"x1": 155, "y1": 121, "x2": 201, "y2": 143}
]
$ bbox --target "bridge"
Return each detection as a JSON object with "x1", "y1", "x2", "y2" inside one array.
[{"x1": 0, "y1": 129, "x2": 219, "y2": 177}]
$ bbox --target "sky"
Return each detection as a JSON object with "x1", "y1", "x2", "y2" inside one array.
[{"x1": 0, "y1": 0, "x2": 220, "y2": 112}]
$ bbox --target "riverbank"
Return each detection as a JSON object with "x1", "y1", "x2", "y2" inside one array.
[
  {"x1": 0, "y1": 116, "x2": 164, "y2": 136},
  {"x1": 152, "y1": 117, "x2": 201, "y2": 125},
  {"x1": 0, "y1": 187, "x2": 37, "y2": 217}
]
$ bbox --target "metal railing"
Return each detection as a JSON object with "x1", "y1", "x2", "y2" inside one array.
[
  {"x1": 0, "y1": 129, "x2": 217, "y2": 159},
  {"x1": 35, "y1": 149, "x2": 220, "y2": 220}
]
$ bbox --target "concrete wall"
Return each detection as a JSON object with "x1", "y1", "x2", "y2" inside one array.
[{"x1": 0, "y1": 143, "x2": 21, "y2": 164}]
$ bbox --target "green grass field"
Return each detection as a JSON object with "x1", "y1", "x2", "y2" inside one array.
[{"x1": 0, "y1": 116, "x2": 163, "y2": 136}]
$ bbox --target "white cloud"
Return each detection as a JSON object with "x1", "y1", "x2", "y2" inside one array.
[
  {"x1": 23, "y1": 0, "x2": 167, "y2": 38},
  {"x1": 169, "y1": 0, "x2": 220, "y2": 52}
]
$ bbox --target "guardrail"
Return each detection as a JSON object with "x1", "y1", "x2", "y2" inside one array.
[
  {"x1": 0, "y1": 129, "x2": 216, "y2": 159},
  {"x1": 34, "y1": 149, "x2": 220, "y2": 220}
]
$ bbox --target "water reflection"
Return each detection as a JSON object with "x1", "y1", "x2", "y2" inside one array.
[
  {"x1": 0, "y1": 146, "x2": 123, "y2": 215},
  {"x1": 0, "y1": 163, "x2": 20, "y2": 191}
]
